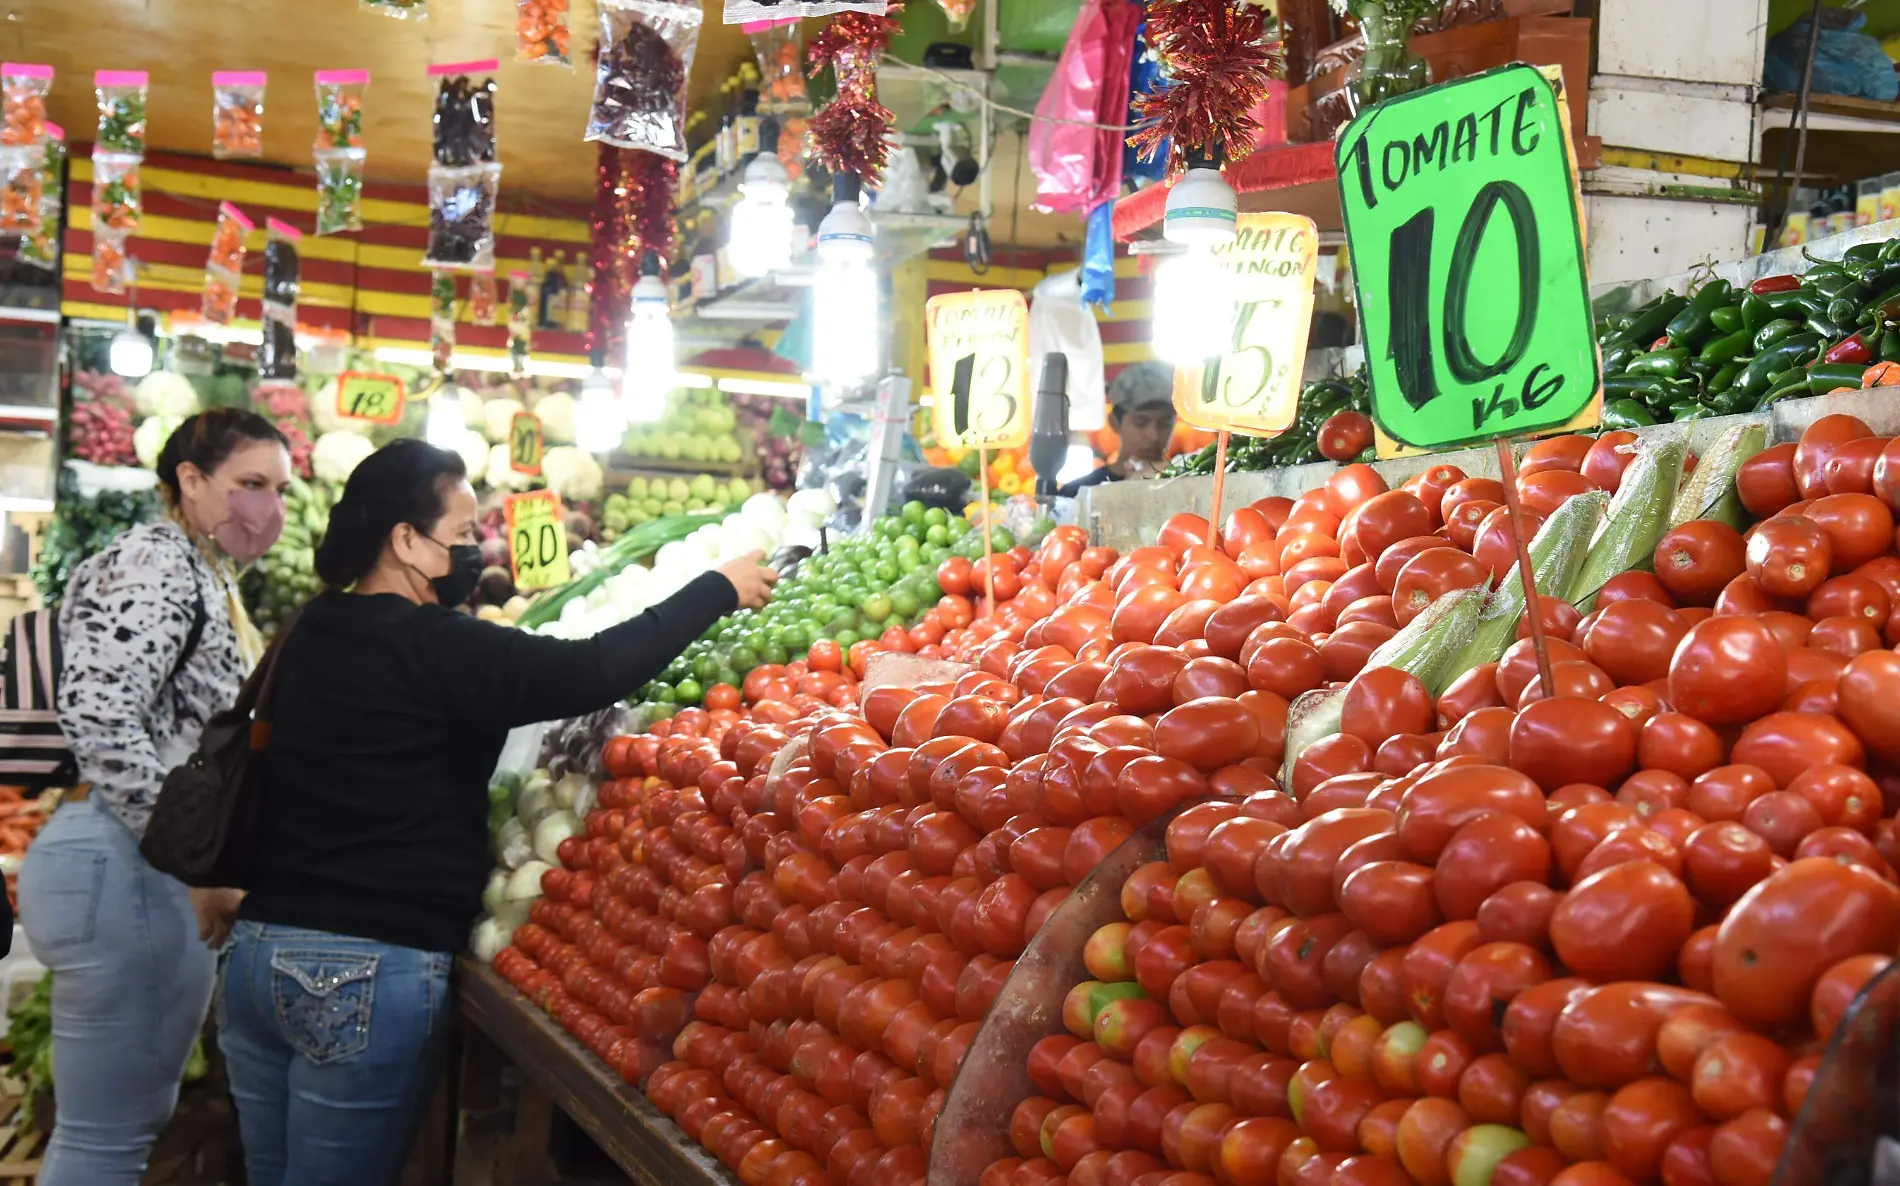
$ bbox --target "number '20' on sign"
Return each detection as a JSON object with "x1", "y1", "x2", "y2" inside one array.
[
  {"x1": 504, "y1": 490, "x2": 571, "y2": 592},
  {"x1": 926, "y1": 289, "x2": 1032, "y2": 452},
  {"x1": 1336, "y1": 63, "x2": 1598, "y2": 452}
]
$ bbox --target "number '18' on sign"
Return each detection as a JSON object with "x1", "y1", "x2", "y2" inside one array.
[{"x1": 1336, "y1": 63, "x2": 1599, "y2": 452}]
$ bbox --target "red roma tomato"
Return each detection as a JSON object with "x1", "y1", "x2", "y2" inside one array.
[
  {"x1": 1707, "y1": 1110, "x2": 1787, "y2": 1186},
  {"x1": 1496, "y1": 637, "x2": 1587, "y2": 707},
  {"x1": 1435, "y1": 664, "x2": 1505, "y2": 730},
  {"x1": 1519, "y1": 434, "x2": 1592, "y2": 476},
  {"x1": 1501, "y1": 978, "x2": 1594, "y2": 1078},
  {"x1": 1737, "y1": 442, "x2": 1801, "y2": 517},
  {"x1": 1112, "y1": 584, "x2": 1190, "y2": 646},
  {"x1": 1631, "y1": 713, "x2": 1723, "y2": 783},
  {"x1": 1159, "y1": 513, "x2": 1213, "y2": 557},
  {"x1": 1445, "y1": 499, "x2": 1500, "y2": 553},
  {"x1": 1473, "y1": 505, "x2": 1548, "y2": 585},
  {"x1": 1340, "y1": 667, "x2": 1434, "y2": 749},
  {"x1": 1203, "y1": 596, "x2": 1286, "y2": 661},
  {"x1": 1746, "y1": 516, "x2": 1833, "y2": 598},
  {"x1": 1318, "y1": 411, "x2": 1375, "y2": 462},
  {"x1": 1182, "y1": 558, "x2": 1247, "y2": 603},
  {"x1": 1654, "y1": 521, "x2": 1747, "y2": 606},
  {"x1": 1684, "y1": 764, "x2": 1775, "y2": 824},
  {"x1": 1808, "y1": 614, "x2": 1882, "y2": 657},
  {"x1": 1811, "y1": 952, "x2": 1893, "y2": 1042},
  {"x1": 1396, "y1": 765, "x2": 1547, "y2": 864},
  {"x1": 1276, "y1": 809, "x2": 1394, "y2": 919},
  {"x1": 1728, "y1": 711, "x2": 1864, "y2": 788},
  {"x1": 1320, "y1": 621, "x2": 1398, "y2": 684},
  {"x1": 1436, "y1": 706, "x2": 1515, "y2": 767},
  {"x1": 938, "y1": 556, "x2": 975, "y2": 596},
  {"x1": 1352, "y1": 491, "x2": 1434, "y2": 562},
  {"x1": 1222, "y1": 507, "x2": 1274, "y2": 561},
  {"x1": 1247, "y1": 638, "x2": 1325, "y2": 700},
  {"x1": 1518, "y1": 469, "x2": 1596, "y2": 518},
  {"x1": 1793, "y1": 413, "x2": 1874, "y2": 500},
  {"x1": 1339, "y1": 861, "x2": 1441, "y2": 946},
  {"x1": 1549, "y1": 860, "x2": 1694, "y2": 982},
  {"x1": 1153, "y1": 600, "x2": 1220, "y2": 649},
  {"x1": 1714, "y1": 857, "x2": 1900, "y2": 1029},
  {"x1": 1442, "y1": 940, "x2": 1552, "y2": 1048},
  {"x1": 1550, "y1": 982, "x2": 1718, "y2": 1090},
  {"x1": 1839, "y1": 650, "x2": 1900, "y2": 765},
  {"x1": 1804, "y1": 492, "x2": 1894, "y2": 571},
  {"x1": 1393, "y1": 549, "x2": 1489, "y2": 628},
  {"x1": 1440, "y1": 477, "x2": 1506, "y2": 523},
  {"x1": 1153, "y1": 698, "x2": 1261, "y2": 772},
  {"x1": 1807, "y1": 573, "x2": 1890, "y2": 628},
  {"x1": 1510, "y1": 695, "x2": 1635, "y2": 791},
  {"x1": 1581, "y1": 431, "x2": 1640, "y2": 492},
  {"x1": 1435, "y1": 815, "x2": 1551, "y2": 920},
  {"x1": 1596, "y1": 571, "x2": 1678, "y2": 609},
  {"x1": 1600, "y1": 1077, "x2": 1700, "y2": 1184},
  {"x1": 1824, "y1": 434, "x2": 1891, "y2": 496},
  {"x1": 1690, "y1": 1032, "x2": 1789, "y2": 1121},
  {"x1": 1681, "y1": 822, "x2": 1774, "y2": 908},
  {"x1": 1100, "y1": 645, "x2": 1191, "y2": 715},
  {"x1": 1325, "y1": 464, "x2": 1390, "y2": 518},
  {"x1": 1394, "y1": 1096, "x2": 1472, "y2": 1186},
  {"x1": 1667, "y1": 617, "x2": 1785, "y2": 726}
]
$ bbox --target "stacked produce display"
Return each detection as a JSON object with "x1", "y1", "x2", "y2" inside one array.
[{"x1": 475, "y1": 395, "x2": 1900, "y2": 1186}]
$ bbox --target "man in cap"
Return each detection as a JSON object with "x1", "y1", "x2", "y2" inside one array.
[{"x1": 1057, "y1": 361, "x2": 1178, "y2": 499}]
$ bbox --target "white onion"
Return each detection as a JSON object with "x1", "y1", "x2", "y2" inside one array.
[
  {"x1": 532, "y1": 810, "x2": 580, "y2": 864},
  {"x1": 505, "y1": 860, "x2": 553, "y2": 900}
]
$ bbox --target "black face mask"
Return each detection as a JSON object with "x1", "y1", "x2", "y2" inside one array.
[{"x1": 414, "y1": 532, "x2": 484, "y2": 607}]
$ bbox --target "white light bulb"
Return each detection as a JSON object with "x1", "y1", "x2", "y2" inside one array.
[
  {"x1": 812, "y1": 191, "x2": 879, "y2": 386},
  {"x1": 425, "y1": 390, "x2": 465, "y2": 448},
  {"x1": 730, "y1": 153, "x2": 795, "y2": 278},
  {"x1": 575, "y1": 379, "x2": 625, "y2": 454},
  {"x1": 623, "y1": 273, "x2": 676, "y2": 422},
  {"x1": 1151, "y1": 248, "x2": 1237, "y2": 366},
  {"x1": 108, "y1": 328, "x2": 153, "y2": 378}
]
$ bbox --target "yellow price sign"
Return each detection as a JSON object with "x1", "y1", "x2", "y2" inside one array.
[
  {"x1": 509, "y1": 411, "x2": 545, "y2": 475},
  {"x1": 927, "y1": 289, "x2": 1032, "y2": 452},
  {"x1": 504, "y1": 490, "x2": 571, "y2": 592},
  {"x1": 1171, "y1": 213, "x2": 1319, "y2": 435},
  {"x1": 335, "y1": 372, "x2": 407, "y2": 425}
]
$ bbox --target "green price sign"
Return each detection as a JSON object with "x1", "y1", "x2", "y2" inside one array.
[
  {"x1": 509, "y1": 411, "x2": 544, "y2": 476},
  {"x1": 335, "y1": 372, "x2": 407, "y2": 425},
  {"x1": 1337, "y1": 63, "x2": 1598, "y2": 451}
]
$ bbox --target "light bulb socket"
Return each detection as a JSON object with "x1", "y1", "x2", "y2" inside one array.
[
  {"x1": 759, "y1": 116, "x2": 781, "y2": 155},
  {"x1": 639, "y1": 251, "x2": 663, "y2": 279},
  {"x1": 832, "y1": 172, "x2": 862, "y2": 206},
  {"x1": 1163, "y1": 151, "x2": 1238, "y2": 247}
]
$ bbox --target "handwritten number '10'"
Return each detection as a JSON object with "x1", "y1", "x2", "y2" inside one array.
[{"x1": 1386, "y1": 179, "x2": 1540, "y2": 414}]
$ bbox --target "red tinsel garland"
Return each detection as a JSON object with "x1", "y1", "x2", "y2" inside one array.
[
  {"x1": 807, "y1": 4, "x2": 904, "y2": 185},
  {"x1": 1128, "y1": 0, "x2": 1283, "y2": 169},
  {"x1": 587, "y1": 143, "x2": 677, "y2": 360}
]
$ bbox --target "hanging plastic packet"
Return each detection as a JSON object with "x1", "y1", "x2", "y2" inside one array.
[
  {"x1": 430, "y1": 270, "x2": 457, "y2": 372},
  {"x1": 201, "y1": 200, "x2": 252, "y2": 324},
  {"x1": 314, "y1": 149, "x2": 365, "y2": 235},
  {"x1": 91, "y1": 229, "x2": 128, "y2": 294},
  {"x1": 516, "y1": 0, "x2": 572, "y2": 67},
  {"x1": 424, "y1": 163, "x2": 500, "y2": 268},
  {"x1": 507, "y1": 270, "x2": 532, "y2": 376},
  {"x1": 1, "y1": 64, "x2": 53, "y2": 147},
  {"x1": 746, "y1": 21, "x2": 809, "y2": 114},
  {"x1": 429, "y1": 60, "x2": 497, "y2": 167},
  {"x1": 90, "y1": 149, "x2": 141, "y2": 233},
  {"x1": 469, "y1": 267, "x2": 498, "y2": 324},
  {"x1": 0, "y1": 145, "x2": 41, "y2": 233},
  {"x1": 314, "y1": 69, "x2": 368, "y2": 151},
  {"x1": 259, "y1": 218, "x2": 302, "y2": 380},
  {"x1": 723, "y1": 0, "x2": 887, "y2": 20},
  {"x1": 211, "y1": 71, "x2": 266, "y2": 160},
  {"x1": 94, "y1": 70, "x2": 148, "y2": 155},
  {"x1": 360, "y1": 0, "x2": 427, "y2": 18},
  {"x1": 19, "y1": 127, "x2": 62, "y2": 270},
  {"x1": 585, "y1": 0, "x2": 702, "y2": 162}
]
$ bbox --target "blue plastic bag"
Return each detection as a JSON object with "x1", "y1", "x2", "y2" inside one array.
[
  {"x1": 1765, "y1": 11, "x2": 1898, "y2": 102},
  {"x1": 1082, "y1": 202, "x2": 1117, "y2": 310}
]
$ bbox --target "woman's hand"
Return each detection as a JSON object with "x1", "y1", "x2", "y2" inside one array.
[
  {"x1": 189, "y1": 887, "x2": 243, "y2": 948},
  {"x1": 718, "y1": 552, "x2": 779, "y2": 609}
]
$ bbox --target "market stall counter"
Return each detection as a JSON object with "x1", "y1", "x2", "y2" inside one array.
[{"x1": 455, "y1": 956, "x2": 738, "y2": 1186}]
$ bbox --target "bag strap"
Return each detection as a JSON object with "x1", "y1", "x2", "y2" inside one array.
[
  {"x1": 236, "y1": 609, "x2": 300, "y2": 726},
  {"x1": 169, "y1": 582, "x2": 208, "y2": 683}
]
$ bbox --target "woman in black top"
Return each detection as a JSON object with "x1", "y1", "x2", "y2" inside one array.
[{"x1": 214, "y1": 439, "x2": 774, "y2": 1186}]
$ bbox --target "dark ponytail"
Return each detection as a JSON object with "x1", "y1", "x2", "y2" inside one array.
[
  {"x1": 154, "y1": 409, "x2": 290, "y2": 503},
  {"x1": 315, "y1": 438, "x2": 469, "y2": 588}
]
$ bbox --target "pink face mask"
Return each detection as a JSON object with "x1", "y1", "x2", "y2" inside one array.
[{"x1": 214, "y1": 487, "x2": 285, "y2": 564}]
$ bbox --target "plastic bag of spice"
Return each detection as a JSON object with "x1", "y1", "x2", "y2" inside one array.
[
  {"x1": 469, "y1": 267, "x2": 498, "y2": 324},
  {"x1": 584, "y1": 0, "x2": 702, "y2": 161},
  {"x1": 90, "y1": 149, "x2": 141, "y2": 232},
  {"x1": 207, "y1": 201, "x2": 252, "y2": 277},
  {"x1": 259, "y1": 220, "x2": 302, "y2": 380},
  {"x1": 1, "y1": 64, "x2": 52, "y2": 147},
  {"x1": 428, "y1": 61, "x2": 497, "y2": 167},
  {"x1": 314, "y1": 148, "x2": 365, "y2": 235},
  {"x1": 423, "y1": 163, "x2": 500, "y2": 269},
  {"x1": 0, "y1": 145, "x2": 40, "y2": 233},
  {"x1": 516, "y1": 0, "x2": 572, "y2": 67},
  {"x1": 91, "y1": 228, "x2": 128, "y2": 294},
  {"x1": 211, "y1": 72, "x2": 266, "y2": 160},
  {"x1": 94, "y1": 70, "x2": 148, "y2": 155},
  {"x1": 313, "y1": 69, "x2": 368, "y2": 152},
  {"x1": 430, "y1": 270, "x2": 457, "y2": 372},
  {"x1": 19, "y1": 128, "x2": 62, "y2": 271}
]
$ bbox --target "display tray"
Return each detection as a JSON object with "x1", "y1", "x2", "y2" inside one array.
[{"x1": 454, "y1": 956, "x2": 739, "y2": 1186}]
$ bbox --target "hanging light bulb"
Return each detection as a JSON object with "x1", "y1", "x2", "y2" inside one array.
[
  {"x1": 575, "y1": 361, "x2": 625, "y2": 453},
  {"x1": 425, "y1": 384, "x2": 466, "y2": 448},
  {"x1": 729, "y1": 118, "x2": 795, "y2": 279},
  {"x1": 1151, "y1": 147, "x2": 1240, "y2": 366},
  {"x1": 623, "y1": 251, "x2": 675, "y2": 423},
  {"x1": 110, "y1": 261, "x2": 154, "y2": 378},
  {"x1": 812, "y1": 173, "x2": 879, "y2": 386}
]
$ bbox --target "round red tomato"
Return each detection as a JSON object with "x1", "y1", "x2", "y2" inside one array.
[
  {"x1": 1549, "y1": 860, "x2": 1695, "y2": 983},
  {"x1": 1667, "y1": 617, "x2": 1786, "y2": 726},
  {"x1": 1737, "y1": 442, "x2": 1801, "y2": 517},
  {"x1": 1804, "y1": 492, "x2": 1894, "y2": 571},
  {"x1": 1509, "y1": 695, "x2": 1634, "y2": 792},
  {"x1": 1654, "y1": 520, "x2": 1747, "y2": 606},
  {"x1": 1713, "y1": 857, "x2": 1900, "y2": 1029},
  {"x1": 1744, "y1": 514, "x2": 1833, "y2": 597},
  {"x1": 1318, "y1": 411, "x2": 1375, "y2": 462},
  {"x1": 1839, "y1": 649, "x2": 1900, "y2": 765}
]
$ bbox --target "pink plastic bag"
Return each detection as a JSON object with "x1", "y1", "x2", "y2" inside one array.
[{"x1": 1028, "y1": 0, "x2": 1138, "y2": 215}]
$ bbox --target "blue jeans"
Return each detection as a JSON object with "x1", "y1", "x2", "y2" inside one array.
[
  {"x1": 217, "y1": 920, "x2": 452, "y2": 1186},
  {"x1": 16, "y1": 796, "x2": 217, "y2": 1186}
]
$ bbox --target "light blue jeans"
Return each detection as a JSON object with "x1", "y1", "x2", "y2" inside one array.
[
  {"x1": 217, "y1": 920, "x2": 452, "y2": 1186},
  {"x1": 16, "y1": 796, "x2": 217, "y2": 1186}
]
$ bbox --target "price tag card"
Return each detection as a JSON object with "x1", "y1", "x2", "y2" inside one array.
[
  {"x1": 509, "y1": 411, "x2": 544, "y2": 475},
  {"x1": 1171, "y1": 212, "x2": 1319, "y2": 434},
  {"x1": 504, "y1": 489, "x2": 571, "y2": 592},
  {"x1": 1337, "y1": 63, "x2": 1599, "y2": 453},
  {"x1": 927, "y1": 289, "x2": 1033, "y2": 452},
  {"x1": 335, "y1": 372, "x2": 407, "y2": 425}
]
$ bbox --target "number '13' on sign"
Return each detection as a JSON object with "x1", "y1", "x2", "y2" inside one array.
[{"x1": 1335, "y1": 63, "x2": 1599, "y2": 452}]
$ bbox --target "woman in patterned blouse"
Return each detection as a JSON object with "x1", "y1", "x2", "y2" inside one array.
[{"x1": 18, "y1": 409, "x2": 291, "y2": 1186}]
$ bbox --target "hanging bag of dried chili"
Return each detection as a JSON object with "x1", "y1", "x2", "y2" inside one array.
[{"x1": 584, "y1": 0, "x2": 702, "y2": 161}]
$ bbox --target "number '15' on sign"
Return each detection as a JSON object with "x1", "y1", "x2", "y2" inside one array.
[{"x1": 1336, "y1": 63, "x2": 1599, "y2": 453}]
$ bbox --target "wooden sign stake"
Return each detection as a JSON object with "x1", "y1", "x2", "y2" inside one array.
[
  {"x1": 1495, "y1": 438, "x2": 1554, "y2": 702},
  {"x1": 979, "y1": 447, "x2": 996, "y2": 615},
  {"x1": 1207, "y1": 430, "x2": 1231, "y2": 553}
]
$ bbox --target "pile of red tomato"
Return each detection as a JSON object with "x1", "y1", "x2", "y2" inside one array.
[{"x1": 492, "y1": 411, "x2": 1900, "y2": 1186}]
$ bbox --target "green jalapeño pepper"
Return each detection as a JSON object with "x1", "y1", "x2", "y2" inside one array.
[
  {"x1": 1741, "y1": 293, "x2": 1777, "y2": 336},
  {"x1": 1666, "y1": 279, "x2": 1734, "y2": 348},
  {"x1": 1707, "y1": 358, "x2": 1747, "y2": 395},
  {"x1": 1754, "y1": 318, "x2": 1804, "y2": 351},
  {"x1": 1602, "y1": 398, "x2": 1656, "y2": 429},
  {"x1": 1807, "y1": 361, "x2": 1872, "y2": 391},
  {"x1": 1626, "y1": 348, "x2": 1690, "y2": 378},
  {"x1": 1625, "y1": 295, "x2": 1690, "y2": 346},
  {"x1": 1698, "y1": 329, "x2": 1751, "y2": 366},
  {"x1": 1734, "y1": 332, "x2": 1825, "y2": 403},
  {"x1": 1709, "y1": 305, "x2": 1744, "y2": 334}
]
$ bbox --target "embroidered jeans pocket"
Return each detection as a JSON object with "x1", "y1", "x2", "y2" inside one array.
[{"x1": 270, "y1": 949, "x2": 379, "y2": 1066}]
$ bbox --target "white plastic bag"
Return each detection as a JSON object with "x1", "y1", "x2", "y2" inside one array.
[{"x1": 1029, "y1": 267, "x2": 1106, "y2": 431}]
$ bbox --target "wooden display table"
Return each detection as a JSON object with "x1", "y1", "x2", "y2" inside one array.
[{"x1": 453, "y1": 957, "x2": 736, "y2": 1186}]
